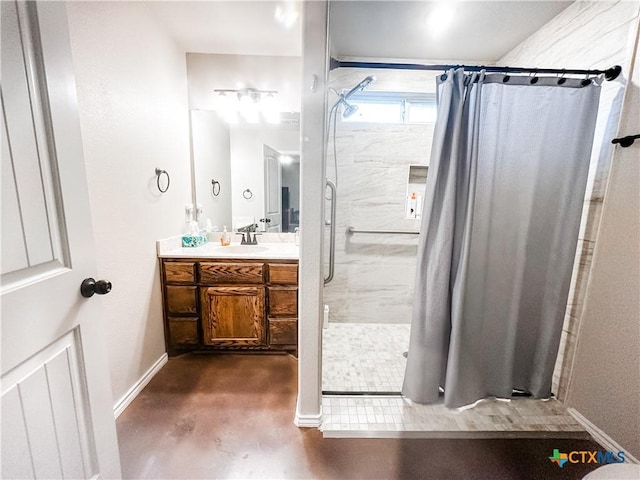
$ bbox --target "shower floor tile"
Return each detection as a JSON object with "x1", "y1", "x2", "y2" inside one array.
[
  {"x1": 321, "y1": 396, "x2": 587, "y2": 438},
  {"x1": 322, "y1": 323, "x2": 411, "y2": 392}
]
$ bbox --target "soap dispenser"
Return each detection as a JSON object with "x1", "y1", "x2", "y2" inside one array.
[{"x1": 220, "y1": 226, "x2": 231, "y2": 246}]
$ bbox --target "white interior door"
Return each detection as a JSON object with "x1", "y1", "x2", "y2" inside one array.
[
  {"x1": 1, "y1": 2, "x2": 121, "y2": 478},
  {"x1": 264, "y1": 145, "x2": 282, "y2": 232}
]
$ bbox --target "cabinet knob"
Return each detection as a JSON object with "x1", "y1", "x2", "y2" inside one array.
[{"x1": 80, "y1": 278, "x2": 112, "y2": 298}]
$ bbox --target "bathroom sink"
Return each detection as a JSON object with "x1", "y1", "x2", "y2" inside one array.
[{"x1": 215, "y1": 245, "x2": 269, "y2": 254}]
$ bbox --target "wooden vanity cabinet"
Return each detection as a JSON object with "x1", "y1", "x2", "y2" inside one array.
[
  {"x1": 161, "y1": 258, "x2": 297, "y2": 355},
  {"x1": 201, "y1": 286, "x2": 265, "y2": 347}
]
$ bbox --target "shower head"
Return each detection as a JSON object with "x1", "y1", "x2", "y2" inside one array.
[
  {"x1": 334, "y1": 75, "x2": 375, "y2": 119},
  {"x1": 343, "y1": 75, "x2": 376, "y2": 100},
  {"x1": 339, "y1": 97, "x2": 358, "y2": 118}
]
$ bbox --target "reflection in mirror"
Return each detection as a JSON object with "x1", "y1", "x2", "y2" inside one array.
[
  {"x1": 263, "y1": 146, "x2": 300, "y2": 233},
  {"x1": 190, "y1": 111, "x2": 299, "y2": 232},
  {"x1": 187, "y1": 53, "x2": 301, "y2": 233},
  {"x1": 281, "y1": 154, "x2": 300, "y2": 233}
]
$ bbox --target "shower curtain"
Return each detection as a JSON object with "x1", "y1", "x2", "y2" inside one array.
[{"x1": 403, "y1": 69, "x2": 601, "y2": 408}]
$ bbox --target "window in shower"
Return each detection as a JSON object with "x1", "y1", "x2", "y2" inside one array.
[{"x1": 342, "y1": 91, "x2": 436, "y2": 125}]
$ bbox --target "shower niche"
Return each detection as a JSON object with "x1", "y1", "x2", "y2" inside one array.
[{"x1": 405, "y1": 165, "x2": 428, "y2": 219}]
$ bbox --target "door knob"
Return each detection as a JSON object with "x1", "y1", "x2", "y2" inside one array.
[
  {"x1": 80, "y1": 278, "x2": 112, "y2": 298},
  {"x1": 259, "y1": 218, "x2": 271, "y2": 223}
]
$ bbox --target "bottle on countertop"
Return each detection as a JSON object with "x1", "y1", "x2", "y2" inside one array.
[{"x1": 220, "y1": 226, "x2": 231, "y2": 246}]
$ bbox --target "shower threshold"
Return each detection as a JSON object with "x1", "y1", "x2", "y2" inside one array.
[
  {"x1": 322, "y1": 391, "x2": 402, "y2": 396},
  {"x1": 323, "y1": 389, "x2": 539, "y2": 398},
  {"x1": 321, "y1": 394, "x2": 586, "y2": 439}
]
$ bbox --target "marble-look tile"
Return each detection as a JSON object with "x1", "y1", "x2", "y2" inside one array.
[
  {"x1": 329, "y1": 66, "x2": 439, "y2": 94},
  {"x1": 322, "y1": 323, "x2": 410, "y2": 392},
  {"x1": 321, "y1": 396, "x2": 585, "y2": 437}
]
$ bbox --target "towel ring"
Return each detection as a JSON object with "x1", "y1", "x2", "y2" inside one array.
[
  {"x1": 155, "y1": 168, "x2": 170, "y2": 193},
  {"x1": 211, "y1": 179, "x2": 221, "y2": 197},
  {"x1": 243, "y1": 188, "x2": 253, "y2": 199}
]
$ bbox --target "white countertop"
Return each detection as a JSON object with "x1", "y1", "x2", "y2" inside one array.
[{"x1": 158, "y1": 241, "x2": 299, "y2": 260}]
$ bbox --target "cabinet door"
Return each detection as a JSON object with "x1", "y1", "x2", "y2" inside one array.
[{"x1": 201, "y1": 286, "x2": 265, "y2": 347}]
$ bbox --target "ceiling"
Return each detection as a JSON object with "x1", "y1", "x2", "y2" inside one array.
[
  {"x1": 147, "y1": 1, "x2": 303, "y2": 56},
  {"x1": 148, "y1": 1, "x2": 572, "y2": 62},
  {"x1": 330, "y1": 1, "x2": 573, "y2": 61}
]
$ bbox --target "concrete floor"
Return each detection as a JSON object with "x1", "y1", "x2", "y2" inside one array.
[{"x1": 116, "y1": 354, "x2": 603, "y2": 479}]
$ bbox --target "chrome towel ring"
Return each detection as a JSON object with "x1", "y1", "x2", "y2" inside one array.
[
  {"x1": 212, "y1": 179, "x2": 221, "y2": 196},
  {"x1": 243, "y1": 188, "x2": 253, "y2": 199},
  {"x1": 155, "y1": 168, "x2": 170, "y2": 193}
]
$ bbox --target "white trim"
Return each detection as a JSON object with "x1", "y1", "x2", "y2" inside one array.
[
  {"x1": 568, "y1": 408, "x2": 639, "y2": 464},
  {"x1": 113, "y1": 353, "x2": 168, "y2": 418},
  {"x1": 294, "y1": 411, "x2": 323, "y2": 428}
]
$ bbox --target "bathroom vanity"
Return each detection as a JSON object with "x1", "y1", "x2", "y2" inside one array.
[{"x1": 158, "y1": 241, "x2": 298, "y2": 356}]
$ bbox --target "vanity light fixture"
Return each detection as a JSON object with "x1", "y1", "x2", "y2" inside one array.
[{"x1": 214, "y1": 88, "x2": 280, "y2": 124}]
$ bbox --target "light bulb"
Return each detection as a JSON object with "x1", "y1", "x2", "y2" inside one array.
[
  {"x1": 216, "y1": 92, "x2": 239, "y2": 124},
  {"x1": 262, "y1": 93, "x2": 281, "y2": 124},
  {"x1": 239, "y1": 92, "x2": 259, "y2": 123}
]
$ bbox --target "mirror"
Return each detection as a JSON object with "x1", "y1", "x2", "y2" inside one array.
[
  {"x1": 263, "y1": 145, "x2": 300, "y2": 232},
  {"x1": 187, "y1": 53, "x2": 301, "y2": 233}
]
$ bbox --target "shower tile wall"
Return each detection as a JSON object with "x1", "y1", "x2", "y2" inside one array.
[
  {"x1": 324, "y1": 67, "x2": 436, "y2": 324},
  {"x1": 498, "y1": 0, "x2": 640, "y2": 399}
]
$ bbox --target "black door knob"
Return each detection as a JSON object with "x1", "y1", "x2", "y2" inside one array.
[{"x1": 80, "y1": 278, "x2": 112, "y2": 298}]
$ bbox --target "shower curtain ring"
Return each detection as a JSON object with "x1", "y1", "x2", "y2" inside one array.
[
  {"x1": 529, "y1": 69, "x2": 539, "y2": 84},
  {"x1": 581, "y1": 73, "x2": 592, "y2": 87},
  {"x1": 557, "y1": 70, "x2": 567, "y2": 85}
]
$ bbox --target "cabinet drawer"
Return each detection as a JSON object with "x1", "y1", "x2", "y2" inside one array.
[
  {"x1": 164, "y1": 262, "x2": 195, "y2": 283},
  {"x1": 168, "y1": 317, "x2": 199, "y2": 345},
  {"x1": 268, "y1": 263, "x2": 298, "y2": 285},
  {"x1": 199, "y1": 262, "x2": 264, "y2": 284},
  {"x1": 268, "y1": 318, "x2": 297, "y2": 345},
  {"x1": 268, "y1": 287, "x2": 297, "y2": 317},
  {"x1": 166, "y1": 286, "x2": 197, "y2": 315}
]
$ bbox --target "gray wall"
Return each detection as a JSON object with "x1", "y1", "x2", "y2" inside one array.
[
  {"x1": 66, "y1": 2, "x2": 192, "y2": 405},
  {"x1": 566, "y1": 25, "x2": 640, "y2": 460}
]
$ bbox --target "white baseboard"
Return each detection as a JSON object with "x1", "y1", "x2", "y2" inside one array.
[
  {"x1": 113, "y1": 353, "x2": 168, "y2": 418},
  {"x1": 294, "y1": 411, "x2": 323, "y2": 428},
  {"x1": 568, "y1": 408, "x2": 639, "y2": 464}
]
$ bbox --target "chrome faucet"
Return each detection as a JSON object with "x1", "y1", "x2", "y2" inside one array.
[{"x1": 236, "y1": 223, "x2": 260, "y2": 245}]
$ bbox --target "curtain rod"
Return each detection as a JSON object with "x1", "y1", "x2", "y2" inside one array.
[{"x1": 330, "y1": 58, "x2": 622, "y2": 82}]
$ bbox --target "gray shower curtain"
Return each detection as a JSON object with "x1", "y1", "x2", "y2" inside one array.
[{"x1": 402, "y1": 69, "x2": 601, "y2": 408}]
